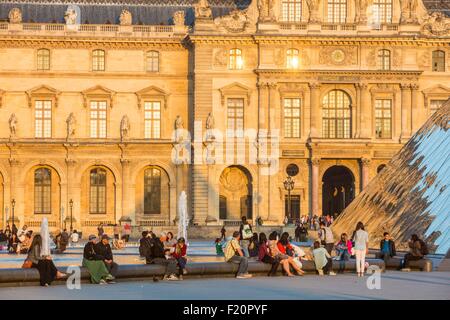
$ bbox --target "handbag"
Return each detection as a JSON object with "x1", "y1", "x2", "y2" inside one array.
[{"x1": 22, "y1": 259, "x2": 32, "y2": 269}]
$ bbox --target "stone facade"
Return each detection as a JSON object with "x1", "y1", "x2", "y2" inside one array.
[{"x1": 0, "y1": 0, "x2": 449, "y2": 234}]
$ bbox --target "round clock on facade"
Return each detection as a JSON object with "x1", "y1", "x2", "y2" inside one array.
[{"x1": 331, "y1": 49, "x2": 346, "y2": 63}]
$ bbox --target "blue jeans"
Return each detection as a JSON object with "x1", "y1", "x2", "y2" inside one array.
[
  {"x1": 176, "y1": 257, "x2": 187, "y2": 275},
  {"x1": 338, "y1": 250, "x2": 350, "y2": 272}
]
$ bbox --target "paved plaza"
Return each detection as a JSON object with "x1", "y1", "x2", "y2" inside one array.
[{"x1": 1, "y1": 272, "x2": 449, "y2": 300}]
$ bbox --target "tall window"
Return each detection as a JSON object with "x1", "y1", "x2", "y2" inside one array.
[
  {"x1": 327, "y1": 0, "x2": 347, "y2": 23},
  {"x1": 229, "y1": 48, "x2": 243, "y2": 70},
  {"x1": 35, "y1": 100, "x2": 52, "y2": 138},
  {"x1": 430, "y1": 99, "x2": 446, "y2": 113},
  {"x1": 378, "y1": 49, "x2": 391, "y2": 70},
  {"x1": 34, "y1": 168, "x2": 51, "y2": 214},
  {"x1": 286, "y1": 49, "x2": 299, "y2": 69},
  {"x1": 322, "y1": 90, "x2": 351, "y2": 138},
  {"x1": 432, "y1": 50, "x2": 445, "y2": 72},
  {"x1": 90, "y1": 101, "x2": 107, "y2": 138},
  {"x1": 146, "y1": 51, "x2": 159, "y2": 72},
  {"x1": 284, "y1": 98, "x2": 301, "y2": 138},
  {"x1": 90, "y1": 168, "x2": 106, "y2": 214},
  {"x1": 372, "y1": 0, "x2": 392, "y2": 24},
  {"x1": 282, "y1": 0, "x2": 302, "y2": 22},
  {"x1": 144, "y1": 167, "x2": 161, "y2": 215},
  {"x1": 375, "y1": 99, "x2": 392, "y2": 138},
  {"x1": 227, "y1": 98, "x2": 244, "y2": 136},
  {"x1": 37, "y1": 49, "x2": 50, "y2": 70},
  {"x1": 92, "y1": 49, "x2": 105, "y2": 71},
  {"x1": 144, "y1": 101, "x2": 161, "y2": 139}
]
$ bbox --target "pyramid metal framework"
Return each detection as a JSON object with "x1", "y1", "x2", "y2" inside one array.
[{"x1": 333, "y1": 100, "x2": 450, "y2": 254}]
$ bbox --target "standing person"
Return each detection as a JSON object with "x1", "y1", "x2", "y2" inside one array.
[
  {"x1": 95, "y1": 234, "x2": 119, "y2": 279},
  {"x1": 258, "y1": 232, "x2": 280, "y2": 277},
  {"x1": 58, "y1": 229, "x2": 69, "y2": 253},
  {"x1": 312, "y1": 241, "x2": 336, "y2": 276},
  {"x1": 123, "y1": 223, "x2": 131, "y2": 242},
  {"x1": 220, "y1": 226, "x2": 226, "y2": 241},
  {"x1": 11, "y1": 224, "x2": 18, "y2": 235},
  {"x1": 113, "y1": 224, "x2": 121, "y2": 241},
  {"x1": 4, "y1": 225, "x2": 11, "y2": 240},
  {"x1": 379, "y1": 232, "x2": 396, "y2": 265},
  {"x1": 26, "y1": 234, "x2": 67, "y2": 286},
  {"x1": 82, "y1": 235, "x2": 114, "y2": 284},
  {"x1": 335, "y1": 233, "x2": 352, "y2": 273},
  {"x1": 239, "y1": 216, "x2": 253, "y2": 257},
  {"x1": 294, "y1": 224, "x2": 301, "y2": 242},
  {"x1": 172, "y1": 237, "x2": 188, "y2": 279},
  {"x1": 318, "y1": 222, "x2": 335, "y2": 255},
  {"x1": 145, "y1": 232, "x2": 179, "y2": 281},
  {"x1": 402, "y1": 234, "x2": 426, "y2": 269},
  {"x1": 224, "y1": 231, "x2": 252, "y2": 279},
  {"x1": 299, "y1": 223, "x2": 308, "y2": 242},
  {"x1": 353, "y1": 221, "x2": 369, "y2": 277},
  {"x1": 70, "y1": 229, "x2": 79, "y2": 246},
  {"x1": 283, "y1": 216, "x2": 289, "y2": 226},
  {"x1": 97, "y1": 223, "x2": 104, "y2": 238}
]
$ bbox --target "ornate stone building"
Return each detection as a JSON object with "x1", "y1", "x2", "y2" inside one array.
[{"x1": 0, "y1": 0, "x2": 449, "y2": 234}]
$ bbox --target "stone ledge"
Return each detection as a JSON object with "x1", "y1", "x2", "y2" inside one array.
[{"x1": 0, "y1": 259, "x2": 386, "y2": 287}]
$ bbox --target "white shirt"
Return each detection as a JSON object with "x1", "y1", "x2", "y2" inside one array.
[{"x1": 354, "y1": 229, "x2": 368, "y2": 250}]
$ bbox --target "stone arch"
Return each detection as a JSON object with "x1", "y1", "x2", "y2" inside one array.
[
  {"x1": 18, "y1": 160, "x2": 66, "y2": 184},
  {"x1": 130, "y1": 160, "x2": 175, "y2": 187},
  {"x1": 74, "y1": 160, "x2": 121, "y2": 186},
  {"x1": 321, "y1": 165, "x2": 355, "y2": 218}
]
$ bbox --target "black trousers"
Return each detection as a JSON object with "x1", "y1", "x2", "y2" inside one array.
[
  {"x1": 322, "y1": 258, "x2": 333, "y2": 275},
  {"x1": 150, "y1": 258, "x2": 177, "y2": 276},
  {"x1": 261, "y1": 255, "x2": 280, "y2": 276},
  {"x1": 105, "y1": 261, "x2": 119, "y2": 277},
  {"x1": 403, "y1": 253, "x2": 422, "y2": 268},
  {"x1": 33, "y1": 260, "x2": 58, "y2": 286}
]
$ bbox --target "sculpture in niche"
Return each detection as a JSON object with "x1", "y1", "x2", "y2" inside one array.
[
  {"x1": 206, "y1": 112, "x2": 215, "y2": 130},
  {"x1": 119, "y1": 9, "x2": 132, "y2": 26},
  {"x1": 220, "y1": 167, "x2": 247, "y2": 193},
  {"x1": 400, "y1": 0, "x2": 420, "y2": 24},
  {"x1": 306, "y1": 0, "x2": 321, "y2": 23},
  {"x1": 214, "y1": 49, "x2": 228, "y2": 67},
  {"x1": 8, "y1": 8, "x2": 22, "y2": 24},
  {"x1": 174, "y1": 115, "x2": 184, "y2": 142},
  {"x1": 9, "y1": 113, "x2": 18, "y2": 138},
  {"x1": 120, "y1": 115, "x2": 131, "y2": 140},
  {"x1": 422, "y1": 12, "x2": 450, "y2": 37},
  {"x1": 194, "y1": 0, "x2": 212, "y2": 19},
  {"x1": 173, "y1": 11, "x2": 185, "y2": 26},
  {"x1": 64, "y1": 7, "x2": 77, "y2": 25},
  {"x1": 258, "y1": 0, "x2": 276, "y2": 22},
  {"x1": 355, "y1": 0, "x2": 369, "y2": 24},
  {"x1": 214, "y1": 9, "x2": 249, "y2": 33},
  {"x1": 66, "y1": 113, "x2": 76, "y2": 140}
]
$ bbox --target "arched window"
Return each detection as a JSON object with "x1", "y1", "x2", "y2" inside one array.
[
  {"x1": 372, "y1": 0, "x2": 393, "y2": 24},
  {"x1": 432, "y1": 50, "x2": 445, "y2": 72},
  {"x1": 282, "y1": 0, "x2": 302, "y2": 22},
  {"x1": 322, "y1": 90, "x2": 351, "y2": 138},
  {"x1": 37, "y1": 49, "x2": 50, "y2": 70},
  {"x1": 144, "y1": 167, "x2": 161, "y2": 215},
  {"x1": 34, "y1": 168, "x2": 51, "y2": 214},
  {"x1": 229, "y1": 48, "x2": 243, "y2": 70},
  {"x1": 378, "y1": 49, "x2": 391, "y2": 70},
  {"x1": 146, "y1": 51, "x2": 159, "y2": 72},
  {"x1": 286, "y1": 48, "x2": 299, "y2": 69},
  {"x1": 327, "y1": 0, "x2": 347, "y2": 23},
  {"x1": 90, "y1": 168, "x2": 106, "y2": 214},
  {"x1": 92, "y1": 49, "x2": 105, "y2": 71}
]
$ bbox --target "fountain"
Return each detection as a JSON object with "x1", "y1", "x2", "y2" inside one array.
[
  {"x1": 178, "y1": 191, "x2": 188, "y2": 244},
  {"x1": 40, "y1": 217, "x2": 50, "y2": 256}
]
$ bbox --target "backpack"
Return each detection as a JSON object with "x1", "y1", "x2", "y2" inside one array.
[{"x1": 419, "y1": 240, "x2": 429, "y2": 256}]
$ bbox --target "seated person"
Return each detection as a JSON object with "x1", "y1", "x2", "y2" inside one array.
[
  {"x1": 402, "y1": 234, "x2": 426, "y2": 269},
  {"x1": 215, "y1": 238, "x2": 224, "y2": 256},
  {"x1": 19, "y1": 231, "x2": 33, "y2": 254},
  {"x1": 172, "y1": 237, "x2": 188, "y2": 279},
  {"x1": 95, "y1": 234, "x2": 119, "y2": 279},
  {"x1": 312, "y1": 241, "x2": 336, "y2": 276},
  {"x1": 82, "y1": 235, "x2": 114, "y2": 284},
  {"x1": 145, "y1": 232, "x2": 179, "y2": 281},
  {"x1": 224, "y1": 231, "x2": 252, "y2": 279},
  {"x1": 8, "y1": 233, "x2": 19, "y2": 254},
  {"x1": 379, "y1": 232, "x2": 396, "y2": 264},
  {"x1": 258, "y1": 232, "x2": 280, "y2": 277},
  {"x1": 112, "y1": 238, "x2": 125, "y2": 250},
  {"x1": 276, "y1": 232, "x2": 305, "y2": 276},
  {"x1": 335, "y1": 233, "x2": 352, "y2": 273}
]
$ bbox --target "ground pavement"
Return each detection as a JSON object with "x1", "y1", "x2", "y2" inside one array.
[{"x1": 1, "y1": 272, "x2": 449, "y2": 300}]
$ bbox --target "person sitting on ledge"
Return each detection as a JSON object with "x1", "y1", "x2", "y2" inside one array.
[
  {"x1": 402, "y1": 234, "x2": 427, "y2": 270},
  {"x1": 258, "y1": 232, "x2": 280, "y2": 277},
  {"x1": 95, "y1": 234, "x2": 119, "y2": 280},
  {"x1": 172, "y1": 237, "x2": 188, "y2": 279},
  {"x1": 379, "y1": 232, "x2": 396, "y2": 265},
  {"x1": 82, "y1": 235, "x2": 114, "y2": 284},
  {"x1": 139, "y1": 231, "x2": 151, "y2": 259},
  {"x1": 8, "y1": 233, "x2": 19, "y2": 254},
  {"x1": 312, "y1": 240, "x2": 336, "y2": 276},
  {"x1": 19, "y1": 231, "x2": 33, "y2": 254},
  {"x1": 215, "y1": 238, "x2": 224, "y2": 256},
  {"x1": 277, "y1": 232, "x2": 305, "y2": 276},
  {"x1": 335, "y1": 233, "x2": 352, "y2": 274},
  {"x1": 224, "y1": 231, "x2": 252, "y2": 279},
  {"x1": 145, "y1": 232, "x2": 179, "y2": 281},
  {"x1": 248, "y1": 232, "x2": 259, "y2": 258}
]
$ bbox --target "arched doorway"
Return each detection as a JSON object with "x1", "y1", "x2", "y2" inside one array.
[
  {"x1": 322, "y1": 166, "x2": 355, "y2": 218},
  {"x1": 219, "y1": 166, "x2": 253, "y2": 220}
]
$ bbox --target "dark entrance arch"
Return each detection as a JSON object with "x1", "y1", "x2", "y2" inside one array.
[{"x1": 322, "y1": 166, "x2": 355, "y2": 218}]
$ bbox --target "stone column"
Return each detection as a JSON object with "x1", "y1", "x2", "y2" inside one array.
[
  {"x1": 410, "y1": 83, "x2": 419, "y2": 133},
  {"x1": 359, "y1": 83, "x2": 371, "y2": 138},
  {"x1": 268, "y1": 82, "x2": 278, "y2": 134},
  {"x1": 120, "y1": 159, "x2": 132, "y2": 224},
  {"x1": 400, "y1": 83, "x2": 412, "y2": 140},
  {"x1": 8, "y1": 158, "x2": 21, "y2": 226},
  {"x1": 65, "y1": 158, "x2": 77, "y2": 229},
  {"x1": 355, "y1": 83, "x2": 361, "y2": 138},
  {"x1": 257, "y1": 82, "x2": 268, "y2": 134},
  {"x1": 308, "y1": 82, "x2": 321, "y2": 139},
  {"x1": 360, "y1": 157, "x2": 371, "y2": 189},
  {"x1": 310, "y1": 157, "x2": 320, "y2": 217}
]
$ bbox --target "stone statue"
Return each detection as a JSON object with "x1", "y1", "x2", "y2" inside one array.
[
  {"x1": 306, "y1": 0, "x2": 321, "y2": 23},
  {"x1": 194, "y1": 0, "x2": 212, "y2": 19},
  {"x1": 64, "y1": 7, "x2": 77, "y2": 25},
  {"x1": 206, "y1": 112, "x2": 215, "y2": 130},
  {"x1": 175, "y1": 115, "x2": 184, "y2": 129},
  {"x1": 9, "y1": 113, "x2": 18, "y2": 138},
  {"x1": 120, "y1": 115, "x2": 131, "y2": 140},
  {"x1": 66, "y1": 112, "x2": 76, "y2": 140},
  {"x1": 258, "y1": 0, "x2": 276, "y2": 22},
  {"x1": 119, "y1": 9, "x2": 132, "y2": 26},
  {"x1": 8, "y1": 8, "x2": 22, "y2": 24},
  {"x1": 355, "y1": 0, "x2": 369, "y2": 24},
  {"x1": 400, "y1": 0, "x2": 419, "y2": 24},
  {"x1": 173, "y1": 11, "x2": 185, "y2": 26},
  {"x1": 214, "y1": 9, "x2": 249, "y2": 33},
  {"x1": 422, "y1": 12, "x2": 450, "y2": 37},
  {"x1": 174, "y1": 115, "x2": 184, "y2": 142}
]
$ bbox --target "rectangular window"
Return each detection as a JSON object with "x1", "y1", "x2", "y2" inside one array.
[
  {"x1": 284, "y1": 195, "x2": 300, "y2": 221},
  {"x1": 430, "y1": 99, "x2": 446, "y2": 113},
  {"x1": 327, "y1": 0, "x2": 347, "y2": 23},
  {"x1": 375, "y1": 99, "x2": 392, "y2": 138},
  {"x1": 90, "y1": 101, "x2": 107, "y2": 138},
  {"x1": 282, "y1": 0, "x2": 302, "y2": 22},
  {"x1": 144, "y1": 101, "x2": 161, "y2": 139},
  {"x1": 372, "y1": 0, "x2": 392, "y2": 24},
  {"x1": 92, "y1": 50, "x2": 105, "y2": 71},
  {"x1": 227, "y1": 98, "x2": 244, "y2": 137},
  {"x1": 37, "y1": 49, "x2": 50, "y2": 71},
  {"x1": 35, "y1": 100, "x2": 52, "y2": 138},
  {"x1": 284, "y1": 98, "x2": 301, "y2": 138}
]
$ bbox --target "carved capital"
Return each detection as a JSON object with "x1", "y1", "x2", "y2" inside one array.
[
  {"x1": 360, "y1": 157, "x2": 371, "y2": 166},
  {"x1": 65, "y1": 158, "x2": 77, "y2": 166},
  {"x1": 400, "y1": 83, "x2": 411, "y2": 90},
  {"x1": 310, "y1": 157, "x2": 320, "y2": 166},
  {"x1": 308, "y1": 82, "x2": 321, "y2": 90},
  {"x1": 410, "y1": 83, "x2": 419, "y2": 91},
  {"x1": 356, "y1": 83, "x2": 368, "y2": 90}
]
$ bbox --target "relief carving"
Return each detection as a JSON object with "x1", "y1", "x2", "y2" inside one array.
[
  {"x1": 213, "y1": 49, "x2": 228, "y2": 67},
  {"x1": 400, "y1": 0, "x2": 419, "y2": 25},
  {"x1": 214, "y1": 9, "x2": 249, "y2": 33},
  {"x1": 421, "y1": 12, "x2": 450, "y2": 37},
  {"x1": 119, "y1": 9, "x2": 132, "y2": 26},
  {"x1": 306, "y1": 0, "x2": 321, "y2": 23},
  {"x1": 258, "y1": 0, "x2": 276, "y2": 22},
  {"x1": 194, "y1": 0, "x2": 212, "y2": 19},
  {"x1": 219, "y1": 167, "x2": 247, "y2": 193},
  {"x1": 173, "y1": 11, "x2": 185, "y2": 26},
  {"x1": 319, "y1": 47, "x2": 357, "y2": 66},
  {"x1": 8, "y1": 8, "x2": 22, "y2": 24}
]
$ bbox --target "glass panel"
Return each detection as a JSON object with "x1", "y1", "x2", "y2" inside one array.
[
  {"x1": 90, "y1": 168, "x2": 107, "y2": 214},
  {"x1": 34, "y1": 168, "x2": 51, "y2": 214},
  {"x1": 144, "y1": 167, "x2": 162, "y2": 215},
  {"x1": 322, "y1": 90, "x2": 351, "y2": 138}
]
